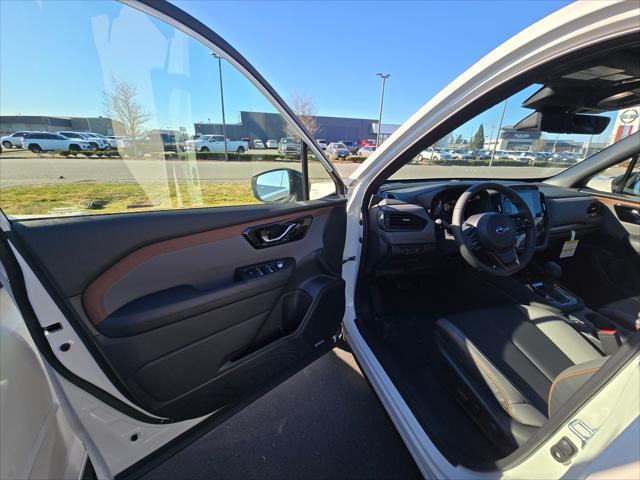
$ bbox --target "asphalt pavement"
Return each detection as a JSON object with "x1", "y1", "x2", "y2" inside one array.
[
  {"x1": 142, "y1": 348, "x2": 422, "y2": 480},
  {"x1": 0, "y1": 151, "x2": 590, "y2": 188}
]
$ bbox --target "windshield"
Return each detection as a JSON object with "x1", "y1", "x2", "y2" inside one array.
[
  {"x1": 335, "y1": 143, "x2": 347, "y2": 149},
  {"x1": 391, "y1": 82, "x2": 638, "y2": 180}
]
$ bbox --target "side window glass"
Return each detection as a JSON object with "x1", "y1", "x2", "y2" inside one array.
[
  {"x1": 586, "y1": 158, "x2": 639, "y2": 198},
  {"x1": 0, "y1": 1, "x2": 336, "y2": 219},
  {"x1": 621, "y1": 164, "x2": 640, "y2": 197}
]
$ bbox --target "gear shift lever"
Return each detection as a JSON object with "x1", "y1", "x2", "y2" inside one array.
[{"x1": 542, "y1": 261, "x2": 562, "y2": 292}]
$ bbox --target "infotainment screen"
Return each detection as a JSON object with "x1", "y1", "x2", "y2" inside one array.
[
  {"x1": 500, "y1": 189, "x2": 546, "y2": 245},
  {"x1": 501, "y1": 189, "x2": 541, "y2": 216}
]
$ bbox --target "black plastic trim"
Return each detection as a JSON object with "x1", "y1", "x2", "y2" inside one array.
[
  {"x1": 100, "y1": 267, "x2": 292, "y2": 337},
  {"x1": 115, "y1": 341, "x2": 333, "y2": 480}
]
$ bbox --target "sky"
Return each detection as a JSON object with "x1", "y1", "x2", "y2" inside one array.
[
  {"x1": 2, "y1": 0, "x2": 615, "y2": 144},
  {"x1": 173, "y1": 0, "x2": 572, "y2": 123}
]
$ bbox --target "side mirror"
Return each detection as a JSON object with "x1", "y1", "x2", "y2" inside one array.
[{"x1": 251, "y1": 168, "x2": 304, "y2": 203}]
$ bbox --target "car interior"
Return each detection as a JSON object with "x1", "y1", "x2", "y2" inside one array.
[
  {"x1": 355, "y1": 42, "x2": 640, "y2": 467},
  {"x1": 1, "y1": 2, "x2": 638, "y2": 474}
]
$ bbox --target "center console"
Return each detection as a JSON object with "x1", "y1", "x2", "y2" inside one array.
[
  {"x1": 523, "y1": 261, "x2": 580, "y2": 310},
  {"x1": 520, "y1": 260, "x2": 629, "y2": 353}
]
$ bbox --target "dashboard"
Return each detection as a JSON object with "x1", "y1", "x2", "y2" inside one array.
[{"x1": 366, "y1": 179, "x2": 605, "y2": 270}]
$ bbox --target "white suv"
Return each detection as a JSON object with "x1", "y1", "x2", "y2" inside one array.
[
  {"x1": 58, "y1": 131, "x2": 109, "y2": 151},
  {"x1": 22, "y1": 132, "x2": 90, "y2": 152},
  {"x1": 1, "y1": 131, "x2": 31, "y2": 149}
]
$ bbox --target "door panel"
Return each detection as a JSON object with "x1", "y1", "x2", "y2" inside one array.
[
  {"x1": 1, "y1": 1, "x2": 348, "y2": 474},
  {"x1": 10, "y1": 200, "x2": 346, "y2": 420},
  {"x1": 590, "y1": 194, "x2": 640, "y2": 254}
]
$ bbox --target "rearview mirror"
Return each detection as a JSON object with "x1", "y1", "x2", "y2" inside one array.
[
  {"x1": 514, "y1": 112, "x2": 610, "y2": 134},
  {"x1": 251, "y1": 168, "x2": 304, "y2": 203}
]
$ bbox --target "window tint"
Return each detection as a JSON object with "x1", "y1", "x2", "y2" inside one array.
[{"x1": 0, "y1": 1, "x2": 336, "y2": 219}]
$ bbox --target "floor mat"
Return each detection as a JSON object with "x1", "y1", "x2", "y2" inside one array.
[{"x1": 358, "y1": 267, "x2": 518, "y2": 464}]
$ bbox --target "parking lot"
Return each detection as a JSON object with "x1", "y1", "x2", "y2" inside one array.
[{"x1": 0, "y1": 148, "x2": 575, "y2": 187}]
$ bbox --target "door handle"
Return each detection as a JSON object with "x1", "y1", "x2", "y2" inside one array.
[
  {"x1": 260, "y1": 223, "x2": 296, "y2": 244},
  {"x1": 243, "y1": 216, "x2": 313, "y2": 248},
  {"x1": 614, "y1": 204, "x2": 640, "y2": 225}
]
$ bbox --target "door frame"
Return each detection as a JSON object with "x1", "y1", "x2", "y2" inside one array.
[{"x1": 0, "y1": 0, "x2": 348, "y2": 477}]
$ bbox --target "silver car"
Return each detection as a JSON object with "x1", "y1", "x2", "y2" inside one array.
[{"x1": 326, "y1": 142, "x2": 350, "y2": 159}]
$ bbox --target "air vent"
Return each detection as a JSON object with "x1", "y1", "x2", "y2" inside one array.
[
  {"x1": 586, "y1": 202, "x2": 600, "y2": 217},
  {"x1": 383, "y1": 212, "x2": 427, "y2": 231}
]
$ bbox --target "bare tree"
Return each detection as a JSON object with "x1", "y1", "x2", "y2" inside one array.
[
  {"x1": 289, "y1": 94, "x2": 319, "y2": 138},
  {"x1": 103, "y1": 78, "x2": 151, "y2": 138}
]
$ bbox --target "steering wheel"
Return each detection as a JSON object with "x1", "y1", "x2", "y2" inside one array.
[{"x1": 450, "y1": 182, "x2": 536, "y2": 276}]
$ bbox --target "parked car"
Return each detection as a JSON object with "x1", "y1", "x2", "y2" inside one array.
[
  {"x1": 417, "y1": 147, "x2": 452, "y2": 162},
  {"x1": 58, "y1": 131, "x2": 109, "y2": 151},
  {"x1": 184, "y1": 135, "x2": 248, "y2": 154},
  {"x1": 316, "y1": 139, "x2": 327, "y2": 150},
  {"x1": 451, "y1": 149, "x2": 475, "y2": 160},
  {"x1": 467, "y1": 149, "x2": 491, "y2": 160},
  {"x1": 117, "y1": 133, "x2": 180, "y2": 153},
  {"x1": 21, "y1": 132, "x2": 90, "y2": 152},
  {"x1": 252, "y1": 139, "x2": 265, "y2": 149},
  {"x1": 340, "y1": 140, "x2": 360, "y2": 154},
  {"x1": 326, "y1": 142, "x2": 350, "y2": 159},
  {"x1": 1, "y1": 130, "x2": 31, "y2": 149},
  {"x1": 357, "y1": 146, "x2": 376, "y2": 157},
  {"x1": 266, "y1": 139, "x2": 278, "y2": 149},
  {"x1": 85, "y1": 132, "x2": 117, "y2": 149},
  {"x1": 359, "y1": 138, "x2": 376, "y2": 147},
  {"x1": 278, "y1": 137, "x2": 301, "y2": 155},
  {"x1": 504, "y1": 151, "x2": 534, "y2": 162}
]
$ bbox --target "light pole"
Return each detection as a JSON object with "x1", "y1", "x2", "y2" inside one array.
[
  {"x1": 490, "y1": 99, "x2": 508, "y2": 166},
  {"x1": 488, "y1": 124, "x2": 496, "y2": 150},
  {"x1": 376, "y1": 73, "x2": 390, "y2": 148},
  {"x1": 211, "y1": 52, "x2": 229, "y2": 161}
]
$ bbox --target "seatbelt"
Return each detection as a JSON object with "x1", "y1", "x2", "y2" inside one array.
[{"x1": 596, "y1": 329, "x2": 622, "y2": 355}]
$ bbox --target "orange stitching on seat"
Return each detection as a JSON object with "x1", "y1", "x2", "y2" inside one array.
[
  {"x1": 547, "y1": 367, "x2": 600, "y2": 417},
  {"x1": 473, "y1": 355, "x2": 513, "y2": 416}
]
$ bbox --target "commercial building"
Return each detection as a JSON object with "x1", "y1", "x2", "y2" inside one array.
[
  {"x1": 195, "y1": 111, "x2": 400, "y2": 145},
  {"x1": 483, "y1": 127, "x2": 542, "y2": 151},
  {"x1": 0, "y1": 115, "x2": 122, "y2": 136}
]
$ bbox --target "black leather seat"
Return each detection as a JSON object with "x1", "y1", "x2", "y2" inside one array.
[
  {"x1": 435, "y1": 304, "x2": 605, "y2": 451},
  {"x1": 599, "y1": 296, "x2": 640, "y2": 332}
]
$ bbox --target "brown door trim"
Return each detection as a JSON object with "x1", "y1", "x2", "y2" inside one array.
[{"x1": 83, "y1": 206, "x2": 336, "y2": 324}]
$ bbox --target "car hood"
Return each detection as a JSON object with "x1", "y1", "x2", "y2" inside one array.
[{"x1": 346, "y1": 0, "x2": 638, "y2": 184}]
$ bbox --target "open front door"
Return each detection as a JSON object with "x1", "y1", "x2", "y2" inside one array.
[{"x1": 0, "y1": 1, "x2": 347, "y2": 477}]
